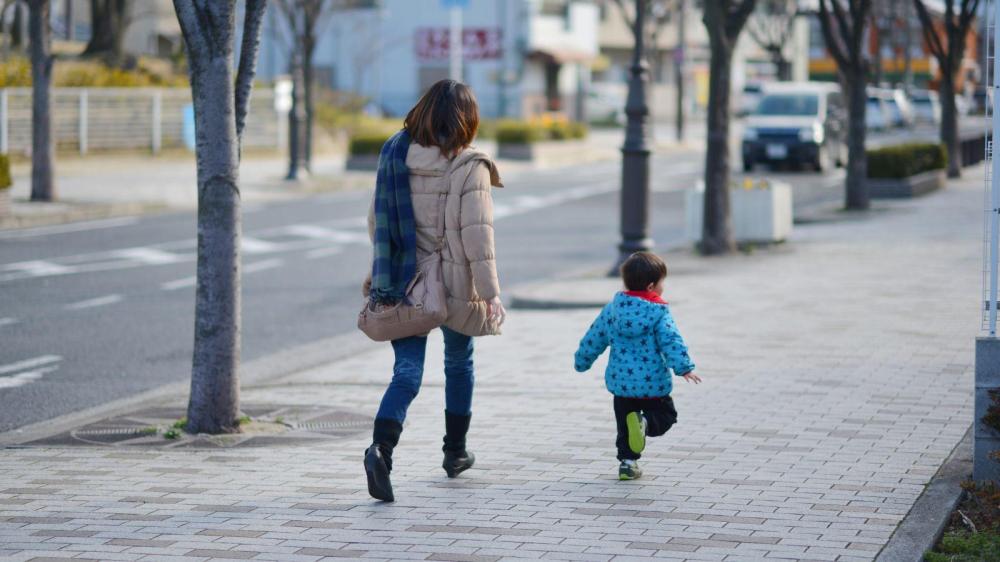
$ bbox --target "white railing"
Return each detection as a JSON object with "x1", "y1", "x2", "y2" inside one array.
[{"x1": 0, "y1": 87, "x2": 285, "y2": 156}]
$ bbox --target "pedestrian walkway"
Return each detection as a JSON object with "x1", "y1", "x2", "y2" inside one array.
[{"x1": 0, "y1": 166, "x2": 985, "y2": 561}]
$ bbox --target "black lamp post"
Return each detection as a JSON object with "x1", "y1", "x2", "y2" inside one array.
[{"x1": 613, "y1": 0, "x2": 652, "y2": 273}]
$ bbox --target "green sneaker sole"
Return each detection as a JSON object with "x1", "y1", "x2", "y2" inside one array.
[{"x1": 626, "y1": 412, "x2": 645, "y2": 454}]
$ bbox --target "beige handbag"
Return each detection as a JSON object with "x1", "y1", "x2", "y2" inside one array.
[{"x1": 357, "y1": 164, "x2": 455, "y2": 342}]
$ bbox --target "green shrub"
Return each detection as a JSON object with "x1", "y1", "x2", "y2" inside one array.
[
  {"x1": 867, "y1": 143, "x2": 947, "y2": 179},
  {"x1": 925, "y1": 529, "x2": 1000, "y2": 562},
  {"x1": 0, "y1": 58, "x2": 31, "y2": 88},
  {"x1": 496, "y1": 120, "x2": 544, "y2": 144},
  {"x1": 567, "y1": 121, "x2": 589, "y2": 139},
  {"x1": 349, "y1": 131, "x2": 393, "y2": 156},
  {"x1": 0, "y1": 154, "x2": 11, "y2": 190}
]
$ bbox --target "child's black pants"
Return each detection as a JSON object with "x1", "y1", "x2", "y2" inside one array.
[{"x1": 614, "y1": 395, "x2": 677, "y2": 461}]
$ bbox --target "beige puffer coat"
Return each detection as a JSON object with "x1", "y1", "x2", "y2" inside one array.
[{"x1": 366, "y1": 142, "x2": 504, "y2": 337}]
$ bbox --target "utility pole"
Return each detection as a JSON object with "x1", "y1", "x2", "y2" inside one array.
[
  {"x1": 450, "y1": 5, "x2": 463, "y2": 81},
  {"x1": 675, "y1": 0, "x2": 686, "y2": 142},
  {"x1": 613, "y1": 0, "x2": 653, "y2": 271}
]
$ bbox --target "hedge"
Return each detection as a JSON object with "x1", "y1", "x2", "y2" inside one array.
[
  {"x1": 0, "y1": 154, "x2": 10, "y2": 190},
  {"x1": 349, "y1": 131, "x2": 395, "y2": 156},
  {"x1": 867, "y1": 143, "x2": 947, "y2": 179},
  {"x1": 496, "y1": 119, "x2": 588, "y2": 144}
]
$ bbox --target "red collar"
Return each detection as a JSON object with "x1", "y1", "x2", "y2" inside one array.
[{"x1": 624, "y1": 290, "x2": 668, "y2": 305}]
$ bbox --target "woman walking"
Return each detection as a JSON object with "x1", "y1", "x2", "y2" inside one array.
[{"x1": 362, "y1": 80, "x2": 506, "y2": 502}]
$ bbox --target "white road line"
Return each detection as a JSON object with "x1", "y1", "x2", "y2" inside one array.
[
  {"x1": 1, "y1": 260, "x2": 75, "y2": 276},
  {"x1": 244, "y1": 258, "x2": 283, "y2": 274},
  {"x1": 306, "y1": 247, "x2": 343, "y2": 259},
  {"x1": 0, "y1": 217, "x2": 138, "y2": 240},
  {"x1": 0, "y1": 366, "x2": 60, "y2": 389},
  {"x1": 114, "y1": 247, "x2": 184, "y2": 265},
  {"x1": 161, "y1": 276, "x2": 196, "y2": 291},
  {"x1": 0, "y1": 318, "x2": 16, "y2": 327},
  {"x1": 283, "y1": 225, "x2": 369, "y2": 243},
  {"x1": 242, "y1": 237, "x2": 281, "y2": 254},
  {"x1": 66, "y1": 294, "x2": 123, "y2": 310},
  {"x1": 0, "y1": 355, "x2": 61, "y2": 376}
]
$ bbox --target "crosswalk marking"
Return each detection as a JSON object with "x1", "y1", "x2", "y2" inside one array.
[
  {"x1": 241, "y1": 237, "x2": 281, "y2": 254},
  {"x1": 66, "y1": 294, "x2": 123, "y2": 310},
  {"x1": 0, "y1": 355, "x2": 61, "y2": 376},
  {"x1": 114, "y1": 247, "x2": 184, "y2": 265},
  {"x1": 0, "y1": 366, "x2": 59, "y2": 389},
  {"x1": 0, "y1": 318, "x2": 16, "y2": 327},
  {"x1": 306, "y1": 247, "x2": 343, "y2": 259},
  {"x1": 244, "y1": 258, "x2": 283, "y2": 274},
  {"x1": 284, "y1": 225, "x2": 369, "y2": 243},
  {"x1": 161, "y1": 276, "x2": 196, "y2": 291}
]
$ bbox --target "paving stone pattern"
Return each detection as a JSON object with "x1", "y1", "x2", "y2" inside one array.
[{"x1": 0, "y1": 169, "x2": 985, "y2": 561}]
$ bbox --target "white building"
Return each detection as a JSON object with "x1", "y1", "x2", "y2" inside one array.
[{"x1": 252, "y1": 0, "x2": 600, "y2": 120}]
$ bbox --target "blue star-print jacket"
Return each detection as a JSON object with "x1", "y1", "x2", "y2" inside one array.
[{"x1": 574, "y1": 292, "x2": 695, "y2": 398}]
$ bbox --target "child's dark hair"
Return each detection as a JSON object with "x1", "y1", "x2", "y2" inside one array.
[{"x1": 620, "y1": 251, "x2": 667, "y2": 291}]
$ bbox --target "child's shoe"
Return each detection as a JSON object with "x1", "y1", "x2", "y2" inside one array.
[
  {"x1": 625, "y1": 411, "x2": 646, "y2": 454},
  {"x1": 618, "y1": 459, "x2": 643, "y2": 480}
]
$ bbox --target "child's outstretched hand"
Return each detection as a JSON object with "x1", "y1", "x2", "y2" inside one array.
[{"x1": 681, "y1": 372, "x2": 702, "y2": 384}]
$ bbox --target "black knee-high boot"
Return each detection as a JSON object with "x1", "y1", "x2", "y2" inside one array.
[
  {"x1": 365, "y1": 418, "x2": 402, "y2": 502},
  {"x1": 442, "y1": 411, "x2": 475, "y2": 478}
]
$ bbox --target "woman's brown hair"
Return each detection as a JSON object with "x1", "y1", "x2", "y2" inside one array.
[{"x1": 404, "y1": 79, "x2": 479, "y2": 158}]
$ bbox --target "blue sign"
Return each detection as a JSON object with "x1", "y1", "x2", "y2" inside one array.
[{"x1": 442, "y1": 0, "x2": 468, "y2": 7}]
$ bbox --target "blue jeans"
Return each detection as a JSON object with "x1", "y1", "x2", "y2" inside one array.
[{"x1": 375, "y1": 326, "x2": 475, "y2": 423}]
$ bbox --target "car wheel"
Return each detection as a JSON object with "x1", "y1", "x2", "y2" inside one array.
[{"x1": 815, "y1": 145, "x2": 830, "y2": 173}]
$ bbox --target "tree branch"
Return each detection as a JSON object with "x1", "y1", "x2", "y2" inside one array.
[
  {"x1": 726, "y1": 0, "x2": 758, "y2": 40},
  {"x1": 913, "y1": 0, "x2": 946, "y2": 62},
  {"x1": 235, "y1": 0, "x2": 267, "y2": 142},
  {"x1": 818, "y1": 0, "x2": 851, "y2": 71},
  {"x1": 613, "y1": 0, "x2": 635, "y2": 32}
]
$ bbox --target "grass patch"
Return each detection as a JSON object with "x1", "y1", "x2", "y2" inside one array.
[
  {"x1": 926, "y1": 481, "x2": 1000, "y2": 561},
  {"x1": 237, "y1": 415, "x2": 252, "y2": 426},
  {"x1": 171, "y1": 417, "x2": 188, "y2": 430},
  {"x1": 163, "y1": 428, "x2": 181, "y2": 440}
]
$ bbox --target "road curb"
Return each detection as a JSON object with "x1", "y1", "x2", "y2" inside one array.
[
  {"x1": 0, "y1": 201, "x2": 169, "y2": 231},
  {"x1": 0, "y1": 330, "x2": 379, "y2": 447},
  {"x1": 875, "y1": 426, "x2": 972, "y2": 562}
]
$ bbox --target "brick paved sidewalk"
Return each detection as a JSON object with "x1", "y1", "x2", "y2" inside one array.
[{"x1": 0, "y1": 167, "x2": 985, "y2": 561}]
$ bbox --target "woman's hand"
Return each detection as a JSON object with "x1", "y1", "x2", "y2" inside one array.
[
  {"x1": 487, "y1": 296, "x2": 507, "y2": 326},
  {"x1": 681, "y1": 372, "x2": 702, "y2": 384}
]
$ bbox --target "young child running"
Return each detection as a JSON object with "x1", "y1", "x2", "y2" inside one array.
[{"x1": 574, "y1": 251, "x2": 700, "y2": 480}]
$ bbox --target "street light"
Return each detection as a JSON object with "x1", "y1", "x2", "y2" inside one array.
[{"x1": 612, "y1": 0, "x2": 653, "y2": 273}]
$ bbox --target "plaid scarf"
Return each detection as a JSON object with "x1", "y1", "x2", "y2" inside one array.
[{"x1": 370, "y1": 129, "x2": 415, "y2": 305}]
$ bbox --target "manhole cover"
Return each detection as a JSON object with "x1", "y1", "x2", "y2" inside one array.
[{"x1": 23, "y1": 404, "x2": 372, "y2": 449}]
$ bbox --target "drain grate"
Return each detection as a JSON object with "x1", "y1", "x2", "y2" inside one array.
[
  {"x1": 23, "y1": 404, "x2": 373, "y2": 449},
  {"x1": 75, "y1": 428, "x2": 156, "y2": 436},
  {"x1": 294, "y1": 420, "x2": 370, "y2": 431}
]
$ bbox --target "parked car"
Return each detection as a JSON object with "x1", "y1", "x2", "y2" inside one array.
[
  {"x1": 584, "y1": 89, "x2": 625, "y2": 126},
  {"x1": 866, "y1": 92, "x2": 891, "y2": 131},
  {"x1": 910, "y1": 89, "x2": 942, "y2": 125},
  {"x1": 868, "y1": 88, "x2": 913, "y2": 129},
  {"x1": 741, "y1": 82, "x2": 847, "y2": 172},
  {"x1": 737, "y1": 82, "x2": 764, "y2": 116}
]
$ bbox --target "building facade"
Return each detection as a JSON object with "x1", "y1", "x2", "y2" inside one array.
[{"x1": 252, "y1": 0, "x2": 600, "y2": 120}]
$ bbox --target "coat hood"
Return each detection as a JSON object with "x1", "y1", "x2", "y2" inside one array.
[
  {"x1": 406, "y1": 142, "x2": 504, "y2": 187},
  {"x1": 608, "y1": 292, "x2": 666, "y2": 338}
]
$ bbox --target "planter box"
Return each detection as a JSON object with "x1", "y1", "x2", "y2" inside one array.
[
  {"x1": 345, "y1": 154, "x2": 380, "y2": 171},
  {"x1": 497, "y1": 142, "x2": 536, "y2": 160},
  {"x1": 0, "y1": 189, "x2": 9, "y2": 218},
  {"x1": 868, "y1": 169, "x2": 945, "y2": 198},
  {"x1": 685, "y1": 181, "x2": 793, "y2": 244},
  {"x1": 497, "y1": 139, "x2": 596, "y2": 166}
]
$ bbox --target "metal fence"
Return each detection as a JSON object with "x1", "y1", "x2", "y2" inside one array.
[{"x1": 0, "y1": 87, "x2": 285, "y2": 156}]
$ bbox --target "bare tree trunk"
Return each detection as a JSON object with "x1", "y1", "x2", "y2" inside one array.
[
  {"x1": 28, "y1": 0, "x2": 54, "y2": 202},
  {"x1": 286, "y1": 49, "x2": 304, "y2": 180},
  {"x1": 303, "y1": 36, "x2": 314, "y2": 173},
  {"x1": 845, "y1": 71, "x2": 869, "y2": 209},
  {"x1": 83, "y1": 0, "x2": 128, "y2": 64},
  {"x1": 174, "y1": 0, "x2": 266, "y2": 435},
  {"x1": 700, "y1": 34, "x2": 735, "y2": 254},
  {"x1": 939, "y1": 71, "x2": 961, "y2": 178}
]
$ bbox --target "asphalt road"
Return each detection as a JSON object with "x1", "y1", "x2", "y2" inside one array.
[{"x1": 0, "y1": 149, "x2": 846, "y2": 432}]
